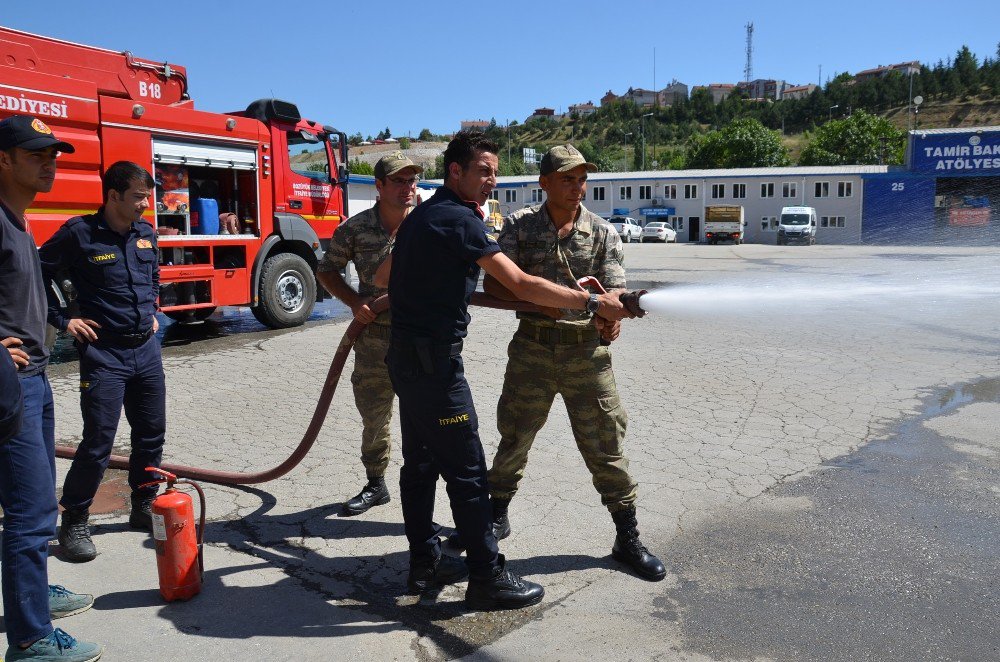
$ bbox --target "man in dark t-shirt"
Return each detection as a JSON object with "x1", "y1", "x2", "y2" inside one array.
[{"x1": 376, "y1": 130, "x2": 629, "y2": 610}]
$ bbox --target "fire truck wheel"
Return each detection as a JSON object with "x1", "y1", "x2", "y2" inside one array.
[{"x1": 253, "y1": 253, "x2": 316, "y2": 329}]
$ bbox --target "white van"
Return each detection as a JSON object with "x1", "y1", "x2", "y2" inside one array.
[{"x1": 777, "y1": 206, "x2": 818, "y2": 245}]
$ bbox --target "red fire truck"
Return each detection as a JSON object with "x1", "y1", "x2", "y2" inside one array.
[{"x1": 0, "y1": 26, "x2": 349, "y2": 328}]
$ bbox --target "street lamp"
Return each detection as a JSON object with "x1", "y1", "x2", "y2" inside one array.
[
  {"x1": 623, "y1": 131, "x2": 632, "y2": 172},
  {"x1": 828, "y1": 104, "x2": 839, "y2": 121},
  {"x1": 641, "y1": 113, "x2": 653, "y2": 170}
]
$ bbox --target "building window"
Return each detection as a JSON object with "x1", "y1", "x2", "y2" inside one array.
[
  {"x1": 732, "y1": 183, "x2": 746, "y2": 199},
  {"x1": 684, "y1": 184, "x2": 698, "y2": 199},
  {"x1": 639, "y1": 185, "x2": 652, "y2": 200},
  {"x1": 664, "y1": 185, "x2": 676, "y2": 199},
  {"x1": 505, "y1": 189, "x2": 517, "y2": 203},
  {"x1": 619, "y1": 186, "x2": 632, "y2": 200},
  {"x1": 761, "y1": 216, "x2": 777, "y2": 231},
  {"x1": 669, "y1": 215, "x2": 684, "y2": 231},
  {"x1": 489, "y1": 190, "x2": 499, "y2": 201},
  {"x1": 711, "y1": 184, "x2": 725, "y2": 199},
  {"x1": 761, "y1": 182, "x2": 774, "y2": 198},
  {"x1": 820, "y1": 216, "x2": 846, "y2": 228},
  {"x1": 531, "y1": 188, "x2": 544, "y2": 203},
  {"x1": 592, "y1": 186, "x2": 606, "y2": 201},
  {"x1": 782, "y1": 182, "x2": 797, "y2": 198},
  {"x1": 814, "y1": 182, "x2": 829, "y2": 198},
  {"x1": 838, "y1": 181, "x2": 853, "y2": 197}
]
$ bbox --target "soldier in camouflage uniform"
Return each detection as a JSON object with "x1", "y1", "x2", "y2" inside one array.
[
  {"x1": 317, "y1": 152, "x2": 423, "y2": 515},
  {"x1": 482, "y1": 145, "x2": 665, "y2": 580}
]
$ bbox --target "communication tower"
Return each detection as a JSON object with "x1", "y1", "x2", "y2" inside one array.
[{"x1": 744, "y1": 22, "x2": 754, "y2": 84}]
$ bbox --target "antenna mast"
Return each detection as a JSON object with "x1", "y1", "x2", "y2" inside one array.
[{"x1": 744, "y1": 22, "x2": 754, "y2": 84}]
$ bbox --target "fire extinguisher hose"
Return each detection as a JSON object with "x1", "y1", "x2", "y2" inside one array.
[{"x1": 53, "y1": 292, "x2": 541, "y2": 485}]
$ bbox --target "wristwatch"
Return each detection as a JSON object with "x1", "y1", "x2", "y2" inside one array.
[{"x1": 585, "y1": 293, "x2": 600, "y2": 316}]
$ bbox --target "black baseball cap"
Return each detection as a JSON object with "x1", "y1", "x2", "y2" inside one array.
[{"x1": 0, "y1": 115, "x2": 75, "y2": 153}]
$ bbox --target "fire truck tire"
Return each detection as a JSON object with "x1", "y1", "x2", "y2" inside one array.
[
  {"x1": 164, "y1": 308, "x2": 216, "y2": 323},
  {"x1": 253, "y1": 253, "x2": 316, "y2": 329}
]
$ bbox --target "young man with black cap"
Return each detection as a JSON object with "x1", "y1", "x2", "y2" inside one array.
[
  {"x1": 317, "y1": 152, "x2": 423, "y2": 516},
  {"x1": 0, "y1": 114, "x2": 102, "y2": 661},
  {"x1": 38, "y1": 160, "x2": 163, "y2": 564},
  {"x1": 374, "y1": 130, "x2": 631, "y2": 609}
]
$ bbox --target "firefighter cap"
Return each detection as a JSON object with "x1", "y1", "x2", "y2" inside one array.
[
  {"x1": 374, "y1": 151, "x2": 423, "y2": 180},
  {"x1": 0, "y1": 115, "x2": 76, "y2": 153},
  {"x1": 540, "y1": 144, "x2": 596, "y2": 176}
]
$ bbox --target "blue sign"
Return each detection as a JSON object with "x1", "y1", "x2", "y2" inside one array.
[
  {"x1": 612, "y1": 208, "x2": 630, "y2": 215},
  {"x1": 639, "y1": 207, "x2": 675, "y2": 216},
  {"x1": 909, "y1": 130, "x2": 1000, "y2": 175}
]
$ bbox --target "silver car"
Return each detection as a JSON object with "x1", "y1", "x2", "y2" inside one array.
[{"x1": 641, "y1": 221, "x2": 677, "y2": 243}]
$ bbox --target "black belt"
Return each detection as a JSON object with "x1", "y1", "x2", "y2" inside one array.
[
  {"x1": 390, "y1": 337, "x2": 463, "y2": 375},
  {"x1": 518, "y1": 322, "x2": 599, "y2": 345},
  {"x1": 96, "y1": 328, "x2": 153, "y2": 349}
]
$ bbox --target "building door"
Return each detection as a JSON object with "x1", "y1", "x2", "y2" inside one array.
[{"x1": 688, "y1": 216, "x2": 700, "y2": 242}]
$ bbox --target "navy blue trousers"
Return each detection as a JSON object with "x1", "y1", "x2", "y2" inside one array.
[
  {"x1": 60, "y1": 337, "x2": 165, "y2": 511},
  {"x1": 386, "y1": 345, "x2": 499, "y2": 580},
  {"x1": 0, "y1": 373, "x2": 56, "y2": 647}
]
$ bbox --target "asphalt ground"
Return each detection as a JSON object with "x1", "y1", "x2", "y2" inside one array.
[{"x1": 4, "y1": 244, "x2": 998, "y2": 661}]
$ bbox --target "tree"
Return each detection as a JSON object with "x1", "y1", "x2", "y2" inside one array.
[
  {"x1": 418, "y1": 128, "x2": 433, "y2": 141},
  {"x1": 347, "y1": 132, "x2": 363, "y2": 146},
  {"x1": 684, "y1": 118, "x2": 790, "y2": 169},
  {"x1": 348, "y1": 159, "x2": 374, "y2": 175},
  {"x1": 383, "y1": 126, "x2": 392, "y2": 140},
  {"x1": 399, "y1": 137, "x2": 411, "y2": 150},
  {"x1": 799, "y1": 110, "x2": 906, "y2": 165}
]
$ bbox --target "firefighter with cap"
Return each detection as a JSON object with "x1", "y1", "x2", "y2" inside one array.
[
  {"x1": 373, "y1": 130, "x2": 632, "y2": 608},
  {"x1": 477, "y1": 144, "x2": 666, "y2": 581},
  {"x1": 38, "y1": 160, "x2": 164, "y2": 564},
  {"x1": 316, "y1": 151, "x2": 423, "y2": 515},
  {"x1": 0, "y1": 114, "x2": 103, "y2": 661}
]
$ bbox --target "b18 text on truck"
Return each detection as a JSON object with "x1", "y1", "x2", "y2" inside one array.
[{"x1": 0, "y1": 26, "x2": 349, "y2": 328}]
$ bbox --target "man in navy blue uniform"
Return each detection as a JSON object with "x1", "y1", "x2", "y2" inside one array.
[
  {"x1": 39, "y1": 161, "x2": 164, "y2": 564},
  {"x1": 0, "y1": 114, "x2": 102, "y2": 661},
  {"x1": 375, "y1": 130, "x2": 630, "y2": 609}
]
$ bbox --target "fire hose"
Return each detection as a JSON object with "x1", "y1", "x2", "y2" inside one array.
[{"x1": 53, "y1": 289, "x2": 646, "y2": 486}]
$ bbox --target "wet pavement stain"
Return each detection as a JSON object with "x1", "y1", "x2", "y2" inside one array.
[{"x1": 662, "y1": 376, "x2": 1000, "y2": 662}]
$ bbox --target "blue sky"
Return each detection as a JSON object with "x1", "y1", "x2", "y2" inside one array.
[{"x1": 3, "y1": 1, "x2": 997, "y2": 137}]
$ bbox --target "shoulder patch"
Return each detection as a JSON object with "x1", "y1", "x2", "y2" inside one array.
[{"x1": 136, "y1": 238, "x2": 153, "y2": 249}]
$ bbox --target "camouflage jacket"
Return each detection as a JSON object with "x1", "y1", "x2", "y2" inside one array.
[
  {"x1": 317, "y1": 204, "x2": 393, "y2": 323},
  {"x1": 497, "y1": 203, "x2": 626, "y2": 327}
]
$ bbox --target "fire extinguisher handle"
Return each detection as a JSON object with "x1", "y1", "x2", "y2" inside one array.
[{"x1": 176, "y1": 479, "x2": 207, "y2": 577}]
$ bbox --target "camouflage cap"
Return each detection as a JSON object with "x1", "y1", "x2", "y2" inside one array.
[
  {"x1": 374, "y1": 151, "x2": 424, "y2": 179},
  {"x1": 539, "y1": 144, "x2": 597, "y2": 176}
]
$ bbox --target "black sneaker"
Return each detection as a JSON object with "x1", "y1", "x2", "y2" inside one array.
[
  {"x1": 58, "y1": 510, "x2": 97, "y2": 563},
  {"x1": 128, "y1": 491, "x2": 157, "y2": 531},
  {"x1": 465, "y1": 555, "x2": 544, "y2": 611},
  {"x1": 406, "y1": 553, "x2": 469, "y2": 595},
  {"x1": 342, "y1": 477, "x2": 390, "y2": 516}
]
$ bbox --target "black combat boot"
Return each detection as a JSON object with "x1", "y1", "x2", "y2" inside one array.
[
  {"x1": 58, "y1": 509, "x2": 97, "y2": 563},
  {"x1": 465, "y1": 554, "x2": 544, "y2": 610},
  {"x1": 447, "y1": 496, "x2": 511, "y2": 548},
  {"x1": 406, "y1": 553, "x2": 470, "y2": 595},
  {"x1": 611, "y1": 506, "x2": 666, "y2": 581},
  {"x1": 129, "y1": 491, "x2": 157, "y2": 531},
  {"x1": 343, "y1": 476, "x2": 390, "y2": 516}
]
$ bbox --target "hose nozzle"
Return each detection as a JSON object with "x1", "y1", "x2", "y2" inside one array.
[{"x1": 619, "y1": 290, "x2": 647, "y2": 318}]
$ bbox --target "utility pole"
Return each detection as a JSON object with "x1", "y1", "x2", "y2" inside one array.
[
  {"x1": 623, "y1": 132, "x2": 632, "y2": 172},
  {"x1": 641, "y1": 113, "x2": 653, "y2": 170}
]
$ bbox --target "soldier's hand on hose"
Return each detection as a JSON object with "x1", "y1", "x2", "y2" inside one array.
[
  {"x1": 351, "y1": 298, "x2": 377, "y2": 324},
  {"x1": 594, "y1": 318, "x2": 621, "y2": 342},
  {"x1": 1, "y1": 337, "x2": 29, "y2": 369},
  {"x1": 595, "y1": 292, "x2": 632, "y2": 321},
  {"x1": 65, "y1": 318, "x2": 101, "y2": 343}
]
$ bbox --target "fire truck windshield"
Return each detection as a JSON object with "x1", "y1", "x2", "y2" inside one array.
[{"x1": 287, "y1": 130, "x2": 331, "y2": 184}]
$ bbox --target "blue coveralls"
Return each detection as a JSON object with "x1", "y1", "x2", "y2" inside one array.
[
  {"x1": 38, "y1": 210, "x2": 165, "y2": 511},
  {"x1": 386, "y1": 186, "x2": 502, "y2": 579}
]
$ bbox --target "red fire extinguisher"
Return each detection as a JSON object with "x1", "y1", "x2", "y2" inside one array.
[{"x1": 141, "y1": 467, "x2": 205, "y2": 601}]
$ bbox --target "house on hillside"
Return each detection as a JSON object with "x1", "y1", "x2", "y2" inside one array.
[
  {"x1": 568, "y1": 101, "x2": 597, "y2": 116},
  {"x1": 460, "y1": 120, "x2": 490, "y2": 131},
  {"x1": 658, "y1": 80, "x2": 689, "y2": 106},
  {"x1": 526, "y1": 107, "x2": 556, "y2": 122},
  {"x1": 622, "y1": 87, "x2": 658, "y2": 107},
  {"x1": 691, "y1": 83, "x2": 736, "y2": 104},
  {"x1": 855, "y1": 61, "x2": 921, "y2": 82},
  {"x1": 601, "y1": 90, "x2": 619, "y2": 106},
  {"x1": 737, "y1": 79, "x2": 788, "y2": 100},
  {"x1": 782, "y1": 84, "x2": 817, "y2": 100}
]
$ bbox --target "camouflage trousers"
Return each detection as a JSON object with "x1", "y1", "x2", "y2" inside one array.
[
  {"x1": 350, "y1": 324, "x2": 395, "y2": 478},
  {"x1": 488, "y1": 327, "x2": 637, "y2": 513}
]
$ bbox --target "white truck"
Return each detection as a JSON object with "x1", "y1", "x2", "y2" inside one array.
[
  {"x1": 777, "y1": 206, "x2": 818, "y2": 245},
  {"x1": 704, "y1": 206, "x2": 745, "y2": 244}
]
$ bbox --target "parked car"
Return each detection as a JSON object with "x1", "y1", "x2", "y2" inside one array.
[
  {"x1": 641, "y1": 221, "x2": 677, "y2": 243},
  {"x1": 608, "y1": 216, "x2": 642, "y2": 243}
]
